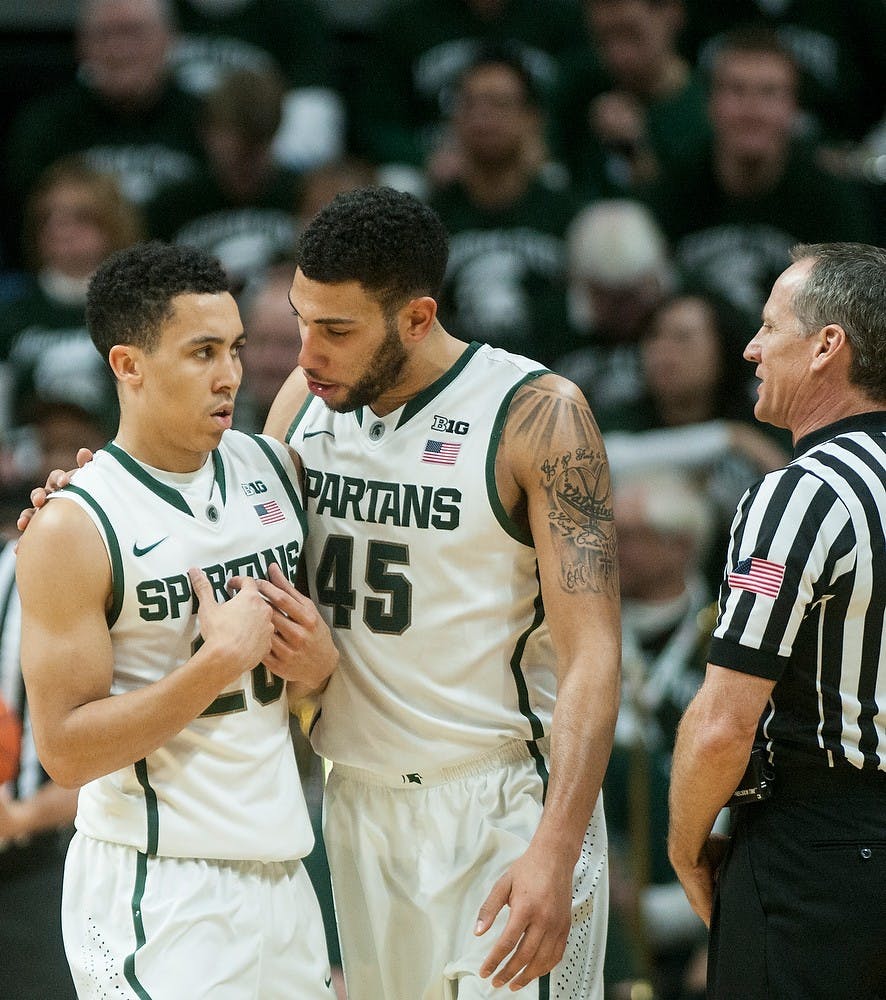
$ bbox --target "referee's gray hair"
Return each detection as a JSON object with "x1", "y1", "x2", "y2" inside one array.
[{"x1": 791, "y1": 242, "x2": 886, "y2": 403}]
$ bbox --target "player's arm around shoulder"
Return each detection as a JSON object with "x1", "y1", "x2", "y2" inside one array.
[{"x1": 264, "y1": 367, "x2": 311, "y2": 444}]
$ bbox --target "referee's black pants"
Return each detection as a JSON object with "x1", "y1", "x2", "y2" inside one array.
[
  {"x1": 707, "y1": 771, "x2": 886, "y2": 1000},
  {"x1": 0, "y1": 832, "x2": 76, "y2": 1000}
]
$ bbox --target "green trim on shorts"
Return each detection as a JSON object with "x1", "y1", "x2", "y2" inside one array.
[
  {"x1": 530, "y1": 746, "x2": 550, "y2": 999},
  {"x1": 124, "y1": 851, "x2": 152, "y2": 999}
]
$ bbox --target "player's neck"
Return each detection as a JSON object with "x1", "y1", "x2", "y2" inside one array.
[
  {"x1": 367, "y1": 329, "x2": 470, "y2": 418},
  {"x1": 114, "y1": 424, "x2": 211, "y2": 474}
]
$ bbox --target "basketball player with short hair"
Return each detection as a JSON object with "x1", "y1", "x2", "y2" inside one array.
[
  {"x1": 264, "y1": 186, "x2": 621, "y2": 998},
  {"x1": 16, "y1": 241, "x2": 338, "y2": 998}
]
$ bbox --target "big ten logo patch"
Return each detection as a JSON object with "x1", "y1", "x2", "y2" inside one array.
[
  {"x1": 241, "y1": 480, "x2": 268, "y2": 496},
  {"x1": 431, "y1": 415, "x2": 470, "y2": 435}
]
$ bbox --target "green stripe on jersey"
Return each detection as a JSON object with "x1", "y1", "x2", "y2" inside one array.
[{"x1": 61, "y1": 484, "x2": 125, "y2": 626}]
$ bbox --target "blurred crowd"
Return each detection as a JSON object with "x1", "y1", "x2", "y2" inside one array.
[{"x1": 0, "y1": 2, "x2": 883, "y2": 999}]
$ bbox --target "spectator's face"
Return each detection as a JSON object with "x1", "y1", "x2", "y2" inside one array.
[
  {"x1": 37, "y1": 408, "x2": 107, "y2": 482},
  {"x1": 452, "y1": 64, "x2": 535, "y2": 166},
  {"x1": 615, "y1": 487, "x2": 691, "y2": 599},
  {"x1": 581, "y1": 273, "x2": 663, "y2": 341},
  {"x1": 587, "y1": 0, "x2": 682, "y2": 92},
  {"x1": 641, "y1": 297, "x2": 722, "y2": 412},
  {"x1": 79, "y1": 0, "x2": 172, "y2": 104},
  {"x1": 242, "y1": 280, "x2": 302, "y2": 412},
  {"x1": 35, "y1": 181, "x2": 113, "y2": 279},
  {"x1": 709, "y1": 51, "x2": 797, "y2": 160},
  {"x1": 203, "y1": 125, "x2": 271, "y2": 198}
]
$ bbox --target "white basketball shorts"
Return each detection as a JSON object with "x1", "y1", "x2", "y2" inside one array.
[
  {"x1": 61, "y1": 833, "x2": 334, "y2": 999},
  {"x1": 323, "y1": 737, "x2": 608, "y2": 999}
]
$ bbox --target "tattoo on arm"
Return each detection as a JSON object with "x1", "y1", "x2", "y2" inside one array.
[{"x1": 510, "y1": 382, "x2": 618, "y2": 596}]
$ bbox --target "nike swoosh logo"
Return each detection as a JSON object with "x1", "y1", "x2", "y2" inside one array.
[
  {"x1": 324, "y1": 975, "x2": 332, "y2": 989},
  {"x1": 133, "y1": 537, "x2": 168, "y2": 557},
  {"x1": 303, "y1": 429, "x2": 335, "y2": 439}
]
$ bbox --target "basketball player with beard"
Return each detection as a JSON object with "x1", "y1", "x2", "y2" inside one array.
[{"x1": 265, "y1": 186, "x2": 620, "y2": 999}]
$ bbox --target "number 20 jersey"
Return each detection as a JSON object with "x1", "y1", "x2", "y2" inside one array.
[
  {"x1": 288, "y1": 342, "x2": 557, "y2": 772},
  {"x1": 49, "y1": 431, "x2": 313, "y2": 862}
]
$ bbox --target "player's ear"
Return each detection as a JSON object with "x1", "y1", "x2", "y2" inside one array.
[
  {"x1": 401, "y1": 296, "x2": 438, "y2": 343},
  {"x1": 108, "y1": 344, "x2": 143, "y2": 384}
]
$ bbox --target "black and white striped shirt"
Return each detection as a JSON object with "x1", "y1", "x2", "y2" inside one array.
[{"x1": 709, "y1": 412, "x2": 886, "y2": 774}]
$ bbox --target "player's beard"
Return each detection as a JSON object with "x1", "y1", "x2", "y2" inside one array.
[{"x1": 326, "y1": 313, "x2": 408, "y2": 413}]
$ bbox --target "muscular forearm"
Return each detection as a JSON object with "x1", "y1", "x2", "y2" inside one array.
[
  {"x1": 535, "y1": 659, "x2": 619, "y2": 863},
  {"x1": 668, "y1": 687, "x2": 754, "y2": 924},
  {"x1": 667, "y1": 665, "x2": 774, "y2": 923},
  {"x1": 668, "y1": 692, "x2": 752, "y2": 874},
  {"x1": 38, "y1": 642, "x2": 257, "y2": 788}
]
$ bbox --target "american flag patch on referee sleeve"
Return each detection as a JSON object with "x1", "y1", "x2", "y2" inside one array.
[{"x1": 727, "y1": 556, "x2": 785, "y2": 598}]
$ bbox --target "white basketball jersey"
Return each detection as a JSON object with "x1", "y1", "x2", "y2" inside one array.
[
  {"x1": 50, "y1": 431, "x2": 313, "y2": 862},
  {"x1": 289, "y1": 342, "x2": 557, "y2": 772}
]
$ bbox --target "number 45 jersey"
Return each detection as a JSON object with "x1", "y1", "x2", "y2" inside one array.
[
  {"x1": 288, "y1": 342, "x2": 557, "y2": 773},
  {"x1": 48, "y1": 431, "x2": 313, "y2": 862}
]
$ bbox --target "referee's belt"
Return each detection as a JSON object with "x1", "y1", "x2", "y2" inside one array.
[{"x1": 773, "y1": 758, "x2": 886, "y2": 798}]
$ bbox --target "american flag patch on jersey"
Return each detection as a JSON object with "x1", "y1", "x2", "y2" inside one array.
[
  {"x1": 728, "y1": 556, "x2": 785, "y2": 598},
  {"x1": 422, "y1": 439, "x2": 461, "y2": 465},
  {"x1": 254, "y1": 500, "x2": 285, "y2": 525}
]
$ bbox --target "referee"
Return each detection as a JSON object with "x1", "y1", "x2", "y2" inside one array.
[{"x1": 668, "y1": 242, "x2": 886, "y2": 999}]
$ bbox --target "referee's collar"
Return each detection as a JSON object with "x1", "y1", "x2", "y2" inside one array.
[{"x1": 793, "y1": 410, "x2": 886, "y2": 459}]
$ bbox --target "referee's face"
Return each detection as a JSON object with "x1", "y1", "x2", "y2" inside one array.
[{"x1": 744, "y1": 259, "x2": 817, "y2": 434}]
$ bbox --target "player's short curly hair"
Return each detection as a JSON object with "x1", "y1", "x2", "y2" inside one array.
[
  {"x1": 86, "y1": 241, "x2": 229, "y2": 362},
  {"x1": 295, "y1": 186, "x2": 449, "y2": 316}
]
